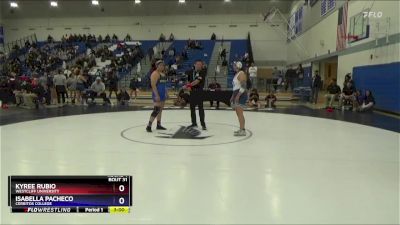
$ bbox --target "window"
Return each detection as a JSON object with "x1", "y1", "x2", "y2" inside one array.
[
  {"x1": 295, "y1": 6, "x2": 303, "y2": 34},
  {"x1": 321, "y1": 0, "x2": 335, "y2": 16},
  {"x1": 287, "y1": 6, "x2": 303, "y2": 40}
]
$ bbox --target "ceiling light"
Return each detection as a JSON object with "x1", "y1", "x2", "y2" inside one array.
[
  {"x1": 10, "y1": 2, "x2": 18, "y2": 8},
  {"x1": 178, "y1": 0, "x2": 185, "y2": 4},
  {"x1": 92, "y1": 0, "x2": 99, "y2": 6},
  {"x1": 134, "y1": 0, "x2": 141, "y2": 4},
  {"x1": 50, "y1": 1, "x2": 58, "y2": 7},
  {"x1": 224, "y1": 0, "x2": 231, "y2": 2}
]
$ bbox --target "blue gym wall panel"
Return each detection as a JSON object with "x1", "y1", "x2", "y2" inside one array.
[{"x1": 352, "y1": 62, "x2": 400, "y2": 113}]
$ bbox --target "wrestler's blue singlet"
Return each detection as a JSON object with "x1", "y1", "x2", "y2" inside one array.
[{"x1": 152, "y1": 73, "x2": 167, "y2": 102}]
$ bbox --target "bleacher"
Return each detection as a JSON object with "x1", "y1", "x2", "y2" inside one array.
[
  {"x1": 138, "y1": 40, "x2": 215, "y2": 89},
  {"x1": 226, "y1": 40, "x2": 248, "y2": 88},
  {"x1": 183, "y1": 40, "x2": 215, "y2": 71},
  {"x1": 16, "y1": 41, "x2": 91, "y2": 76},
  {"x1": 115, "y1": 40, "x2": 158, "y2": 81}
]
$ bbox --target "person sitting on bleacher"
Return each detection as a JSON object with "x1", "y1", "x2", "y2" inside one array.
[
  {"x1": 124, "y1": 34, "x2": 132, "y2": 42},
  {"x1": 248, "y1": 88, "x2": 261, "y2": 109},
  {"x1": 356, "y1": 90, "x2": 375, "y2": 112},
  {"x1": 16, "y1": 80, "x2": 38, "y2": 109},
  {"x1": 83, "y1": 77, "x2": 111, "y2": 105},
  {"x1": 116, "y1": 88, "x2": 130, "y2": 106},
  {"x1": 174, "y1": 89, "x2": 190, "y2": 108},
  {"x1": 208, "y1": 79, "x2": 221, "y2": 109},
  {"x1": 353, "y1": 90, "x2": 364, "y2": 110},
  {"x1": 33, "y1": 82, "x2": 51, "y2": 106},
  {"x1": 211, "y1": 33, "x2": 216, "y2": 41},
  {"x1": 265, "y1": 91, "x2": 277, "y2": 108},
  {"x1": 325, "y1": 79, "x2": 341, "y2": 108},
  {"x1": 169, "y1": 33, "x2": 175, "y2": 42},
  {"x1": 338, "y1": 81, "x2": 356, "y2": 110},
  {"x1": 159, "y1": 33, "x2": 166, "y2": 42}
]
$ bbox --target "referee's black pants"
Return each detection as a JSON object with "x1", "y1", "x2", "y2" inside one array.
[{"x1": 190, "y1": 91, "x2": 205, "y2": 127}]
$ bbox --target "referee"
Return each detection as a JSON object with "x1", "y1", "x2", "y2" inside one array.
[{"x1": 186, "y1": 60, "x2": 207, "y2": 130}]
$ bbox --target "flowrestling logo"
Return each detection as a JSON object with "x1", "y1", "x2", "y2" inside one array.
[
  {"x1": 363, "y1": 11, "x2": 383, "y2": 18},
  {"x1": 157, "y1": 126, "x2": 211, "y2": 139}
]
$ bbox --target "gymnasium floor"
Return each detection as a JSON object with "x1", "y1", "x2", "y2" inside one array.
[{"x1": 1, "y1": 107, "x2": 399, "y2": 224}]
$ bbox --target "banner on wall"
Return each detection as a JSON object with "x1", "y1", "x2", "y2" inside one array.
[
  {"x1": 0, "y1": 26, "x2": 4, "y2": 44},
  {"x1": 336, "y1": 0, "x2": 348, "y2": 51}
]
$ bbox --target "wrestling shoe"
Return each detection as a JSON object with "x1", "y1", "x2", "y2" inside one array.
[
  {"x1": 156, "y1": 125, "x2": 167, "y2": 130},
  {"x1": 146, "y1": 126, "x2": 152, "y2": 132},
  {"x1": 234, "y1": 129, "x2": 246, "y2": 136}
]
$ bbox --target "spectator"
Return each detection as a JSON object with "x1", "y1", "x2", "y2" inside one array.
[
  {"x1": 343, "y1": 73, "x2": 355, "y2": 88},
  {"x1": 159, "y1": 33, "x2": 166, "y2": 42},
  {"x1": 16, "y1": 80, "x2": 38, "y2": 109},
  {"x1": 265, "y1": 91, "x2": 277, "y2": 108},
  {"x1": 13, "y1": 79, "x2": 24, "y2": 107},
  {"x1": 181, "y1": 48, "x2": 188, "y2": 60},
  {"x1": 296, "y1": 64, "x2": 304, "y2": 87},
  {"x1": 284, "y1": 66, "x2": 297, "y2": 91},
  {"x1": 129, "y1": 76, "x2": 139, "y2": 100},
  {"x1": 67, "y1": 74, "x2": 77, "y2": 104},
  {"x1": 168, "y1": 46, "x2": 176, "y2": 57},
  {"x1": 76, "y1": 72, "x2": 87, "y2": 104},
  {"x1": 46, "y1": 73, "x2": 57, "y2": 105},
  {"x1": 84, "y1": 77, "x2": 111, "y2": 105},
  {"x1": 248, "y1": 88, "x2": 261, "y2": 109},
  {"x1": 325, "y1": 79, "x2": 341, "y2": 108},
  {"x1": 310, "y1": 70, "x2": 322, "y2": 104},
  {"x1": 353, "y1": 90, "x2": 363, "y2": 110},
  {"x1": 116, "y1": 88, "x2": 130, "y2": 106},
  {"x1": 248, "y1": 62, "x2": 258, "y2": 89},
  {"x1": 194, "y1": 40, "x2": 203, "y2": 50},
  {"x1": 136, "y1": 61, "x2": 142, "y2": 75},
  {"x1": 174, "y1": 89, "x2": 190, "y2": 108},
  {"x1": 108, "y1": 71, "x2": 119, "y2": 99},
  {"x1": 25, "y1": 40, "x2": 31, "y2": 49},
  {"x1": 33, "y1": 82, "x2": 51, "y2": 106},
  {"x1": 242, "y1": 53, "x2": 250, "y2": 66},
  {"x1": 169, "y1": 33, "x2": 175, "y2": 42},
  {"x1": 53, "y1": 69, "x2": 67, "y2": 104},
  {"x1": 112, "y1": 34, "x2": 118, "y2": 42},
  {"x1": 105, "y1": 34, "x2": 111, "y2": 43},
  {"x1": 148, "y1": 47, "x2": 154, "y2": 62},
  {"x1": 47, "y1": 35, "x2": 54, "y2": 43},
  {"x1": 272, "y1": 67, "x2": 281, "y2": 91},
  {"x1": 124, "y1": 34, "x2": 132, "y2": 42},
  {"x1": 220, "y1": 48, "x2": 227, "y2": 61},
  {"x1": 358, "y1": 90, "x2": 375, "y2": 112},
  {"x1": 0, "y1": 78, "x2": 14, "y2": 107},
  {"x1": 208, "y1": 79, "x2": 221, "y2": 109},
  {"x1": 338, "y1": 81, "x2": 356, "y2": 110},
  {"x1": 22, "y1": 89, "x2": 38, "y2": 109},
  {"x1": 211, "y1": 33, "x2": 216, "y2": 41}
]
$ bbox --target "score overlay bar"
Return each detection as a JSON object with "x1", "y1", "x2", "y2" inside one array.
[
  {"x1": 11, "y1": 206, "x2": 130, "y2": 213},
  {"x1": 8, "y1": 176, "x2": 132, "y2": 213}
]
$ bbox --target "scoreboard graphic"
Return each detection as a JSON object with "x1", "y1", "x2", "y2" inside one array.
[{"x1": 8, "y1": 176, "x2": 132, "y2": 213}]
